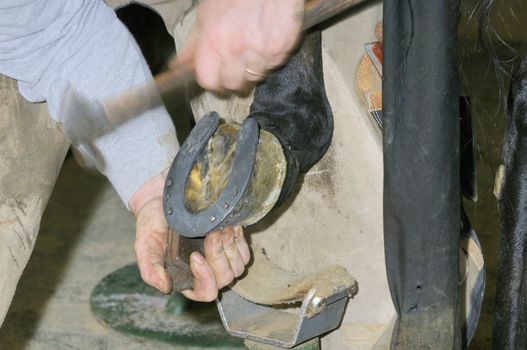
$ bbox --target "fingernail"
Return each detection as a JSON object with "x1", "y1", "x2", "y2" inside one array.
[
  {"x1": 192, "y1": 253, "x2": 205, "y2": 265},
  {"x1": 234, "y1": 227, "x2": 241, "y2": 239}
]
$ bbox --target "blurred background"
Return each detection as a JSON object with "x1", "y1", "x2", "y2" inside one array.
[{"x1": 1, "y1": 1, "x2": 526, "y2": 348}]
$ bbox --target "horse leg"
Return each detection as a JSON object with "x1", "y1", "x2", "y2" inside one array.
[{"x1": 493, "y1": 62, "x2": 527, "y2": 349}]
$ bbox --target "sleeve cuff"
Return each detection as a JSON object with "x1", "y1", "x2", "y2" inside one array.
[{"x1": 93, "y1": 108, "x2": 178, "y2": 208}]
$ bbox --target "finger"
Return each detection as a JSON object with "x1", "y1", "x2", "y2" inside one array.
[
  {"x1": 233, "y1": 226, "x2": 251, "y2": 265},
  {"x1": 244, "y1": 52, "x2": 268, "y2": 82},
  {"x1": 170, "y1": 26, "x2": 199, "y2": 70},
  {"x1": 135, "y1": 235, "x2": 172, "y2": 294},
  {"x1": 204, "y1": 231, "x2": 235, "y2": 289},
  {"x1": 260, "y1": 1, "x2": 303, "y2": 70},
  {"x1": 217, "y1": 26, "x2": 247, "y2": 91},
  {"x1": 194, "y1": 39, "x2": 223, "y2": 91},
  {"x1": 263, "y1": 36, "x2": 294, "y2": 70},
  {"x1": 220, "y1": 54, "x2": 247, "y2": 91},
  {"x1": 220, "y1": 227, "x2": 245, "y2": 278},
  {"x1": 181, "y1": 252, "x2": 218, "y2": 302}
]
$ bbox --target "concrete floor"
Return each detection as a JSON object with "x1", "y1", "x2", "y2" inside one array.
[{"x1": 0, "y1": 157, "x2": 193, "y2": 349}]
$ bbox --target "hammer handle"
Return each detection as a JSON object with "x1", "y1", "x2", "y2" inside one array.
[
  {"x1": 303, "y1": 0, "x2": 367, "y2": 30},
  {"x1": 166, "y1": 233, "x2": 205, "y2": 293}
]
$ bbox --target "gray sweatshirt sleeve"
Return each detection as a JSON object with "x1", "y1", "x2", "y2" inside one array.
[{"x1": 0, "y1": 0, "x2": 179, "y2": 207}]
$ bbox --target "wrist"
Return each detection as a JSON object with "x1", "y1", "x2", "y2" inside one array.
[{"x1": 129, "y1": 168, "x2": 169, "y2": 216}]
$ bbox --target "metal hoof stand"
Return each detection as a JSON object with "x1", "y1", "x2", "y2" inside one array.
[
  {"x1": 217, "y1": 288, "x2": 350, "y2": 348},
  {"x1": 90, "y1": 264, "x2": 328, "y2": 349}
]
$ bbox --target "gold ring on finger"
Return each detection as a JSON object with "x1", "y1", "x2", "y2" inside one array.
[{"x1": 245, "y1": 67, "x2": 268, "y2": 78}]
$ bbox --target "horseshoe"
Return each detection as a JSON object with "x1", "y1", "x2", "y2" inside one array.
[{"x1": 163, "y1": 112, "x2": 259, "y2": 238}]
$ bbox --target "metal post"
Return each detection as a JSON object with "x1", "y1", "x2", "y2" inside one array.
[{"x1": 383, "y1": 0, "x2": 461, "y2": 348}]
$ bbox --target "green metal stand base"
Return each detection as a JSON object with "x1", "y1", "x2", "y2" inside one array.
[
  {"x1": 244, "y1": 338, "x2": 320, "y2": 350},
  {"x1": 90, "y1": 263, "x2": 244, "y2": 349}
]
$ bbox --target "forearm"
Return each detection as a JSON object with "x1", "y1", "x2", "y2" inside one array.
[{"x1": 0, "y1": 0, "x2": 179, "y2": 206}]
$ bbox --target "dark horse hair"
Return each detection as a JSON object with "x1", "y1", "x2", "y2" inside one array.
[{"x1": 476, "y1": 0, "x2": 527, "y2": 348}]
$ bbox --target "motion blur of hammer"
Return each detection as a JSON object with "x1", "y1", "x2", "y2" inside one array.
[{"x1": 60, "y1": 0, "x2": 369, "y2": 292}]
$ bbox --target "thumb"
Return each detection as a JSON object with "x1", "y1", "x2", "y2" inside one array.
[{"x1": 170, "y1": 26, "x2": 199, "y2": 71}]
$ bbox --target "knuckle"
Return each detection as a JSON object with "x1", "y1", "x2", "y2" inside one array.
[
  {"x1": 269, "y1": 53, "x2": 288, "y2": 69},
  {"x1": 221, "y1": 232, "x2": 235, "y2": 248},
  {"x1": 212, "y1": 244, "x2": 225, "y2": 259},
  {"x1": 234, "y1": 229, "x2": 244, "y2": 243},
  {"x1": 205, "y1": 232, "x2": 220, "y2": 248},
  {"x1": 228, "y1": 37, "x2": 245, "y2": 56},
  {"x1": 194, "y1": 53, "x2": 220, "y2": 91},
  {"x1": 224, "y1": 243, "x2": 237, "y2": 256},
  {"x1": 223, "y1": 78, "x2": 243, "y2": 91},
  {"x1": 196, "y1": 70, "x2": 216, "y2": 91},
  {"x1": 218, "y1": 269, "x2": 234, "y2": 287},
  {"x1": 266, "y1": 37, "x2": 287, "y2": 58}
]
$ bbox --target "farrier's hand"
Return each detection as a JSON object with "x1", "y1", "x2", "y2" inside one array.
[
  {"x1": 180, "y1": 225, "x2": 250, "y2": 301},
  {"x1": 129, "y1": 171, "x2": 250, "y2": 301},
  {"x1": 175, "y1": 0, "x2": 304, "y2": 92}
]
